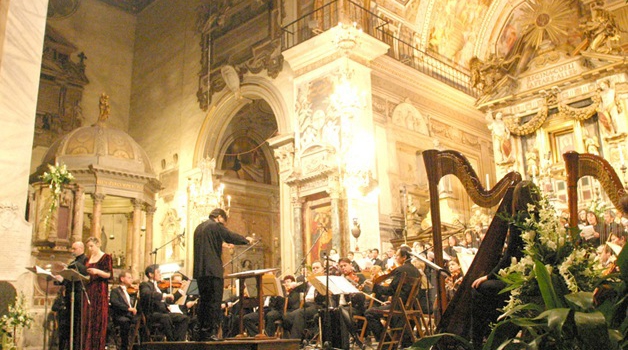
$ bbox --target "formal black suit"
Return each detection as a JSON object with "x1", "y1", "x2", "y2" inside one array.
[
  {"x1": 371, "y1": 258, "x2": 386, "y2": 269},
  {"x1": 109, "y1": 286, "x2": 138, "y2": 350},
  {"x1": 139, "y1": 281, "x2": 189, "y2": 341},
  {"x1": 193, "y1": 219, "x2": 249, "y2": 337},
  {"x1": 57, "y1": 254, "x2": 88, "y2": 350},
  {"x1": 365, "y1": 260, "x2": 419, "y2": 342}
]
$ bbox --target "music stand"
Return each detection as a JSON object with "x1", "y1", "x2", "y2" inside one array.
[
  {"x1": 226, "y1": 268, "x2": 279, "y2": 339},
  {"x1": 58, "y1": 269, "x2": 88, "y2": 350},
  {"x1": 26, "y1": 266, "x2": 56, "y2": 350}
]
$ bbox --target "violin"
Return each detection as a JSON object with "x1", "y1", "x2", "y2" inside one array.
[
  {"x1": 126, "y1": 285, "x2": 139, "y2": 295},
  {"x1": 371, "y1": 264, "x2": 399, "y2": 286},
  {"x1": 157, "y1": 280, "x2": 182, "y2": 291}
]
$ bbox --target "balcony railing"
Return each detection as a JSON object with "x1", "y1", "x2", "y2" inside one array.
[{"x1": 282, "y1": 0, "x2": 478, "y2": 98}]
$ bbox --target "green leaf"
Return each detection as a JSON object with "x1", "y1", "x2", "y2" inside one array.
[
  {"x1": 408, "y1": 333, "x2": 473, "y2": 350},
  {"x1": 534, "y1": 308, "x2": 570, "y2": 332},
  {"x1": 534, "y1": 259, "x2": 564, "y2": 309},
  {"x1": 573, "y1": 310, "x2": 612, "y2": 350},
  {"x1": 564, "y1": 292, "x2": 595, "y2": 311},
  {"x1": 616, "y1": 244, "x2": 628, "y2": 282}
]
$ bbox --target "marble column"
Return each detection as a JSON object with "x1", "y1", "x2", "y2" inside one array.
[
  {"x1": 131, "y1": 199, "x2": 143, "y2": 278},
  {"x1": 144, "y1": 206, "x2": 155, "y2": 267},
  {"x1": 72, "y1": 186, "x2": 84, "y2": 243},
  {"x1": 125, "y1": 213, "x2": 133, "y2": 270},
  {"x1": 292, "y1": 193, "x2": 303, "y2": 267},
  {"x1": 91, "y1": 193, "x2": 106, "y2": 238}
]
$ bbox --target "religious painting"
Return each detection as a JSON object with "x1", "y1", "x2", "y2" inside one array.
[
  {"x1": 303, "y1": 197, "x2": 332, "y2": 266},
  {"x1": 221, "y1": 136, "x2": 271, "y2": 184},
  {"x1": 551, "y1": 129, "x2": 575, "y2": 163},
  {"x1": 427, "y1": 0, "x2": 491, "y2": 67}
]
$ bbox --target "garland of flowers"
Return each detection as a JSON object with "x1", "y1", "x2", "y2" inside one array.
[
  {"x1": 40, "y1": 163, "x2": 74, "y2": 222},
  {"x1": 0, "y1": 293, "x2": 34, "y2": 349}
]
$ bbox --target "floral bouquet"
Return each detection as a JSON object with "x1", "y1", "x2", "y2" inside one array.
[
  {"x1": 39, "y1": 162, "x2": 74, "y2": 223},
  {"x1": 0, "y1": 293, "x2": 34, "y2": 350}
]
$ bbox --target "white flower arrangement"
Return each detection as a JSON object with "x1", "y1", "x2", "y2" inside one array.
[
  {"x1": 0, "y1": 293, "x2": 34, "y2": 349},
  {"x1": 498, "y1": 192, "x2": 602, "y2": 314},
  {"x1": 39, "y1": 162, "x2": 74, "y2": 224}
]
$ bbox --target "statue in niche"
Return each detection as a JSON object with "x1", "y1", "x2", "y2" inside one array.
[
  {"x1": 583, "y1": 128, "x2": 600, "y2": 155},
  {"x1": 596, "y1": 80, "x2": 621, "y2": 136},
  {"x1": 525, "y1": 148, "x2": 539, "y2": 178},
  {"x1": 486, "y1": 111, "x2": 513, "y2": 163},
  {"x1": 161, "y1": 208, "x2": 182, "y2": 262}
]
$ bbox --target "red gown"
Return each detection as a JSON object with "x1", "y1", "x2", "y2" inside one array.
[{"x1": 82, "y1": 253, "x2": 112, "y2": 350}]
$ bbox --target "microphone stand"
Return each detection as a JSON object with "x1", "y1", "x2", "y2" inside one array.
[
  {"x1": 150, "y1": 230, "x2": 185, "y2": 266},
  {"x1": 411, "y1": 252, "x2": 450, "y2": 277},
  {"x1": 222, "y1": 239, "x2": 261, "y2": 268}
]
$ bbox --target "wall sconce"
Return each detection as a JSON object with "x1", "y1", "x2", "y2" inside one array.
[{"x1": 351, "y1": 218, "x2": 361, "y2": 251}]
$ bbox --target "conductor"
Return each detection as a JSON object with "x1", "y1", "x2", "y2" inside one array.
[{"x1": 193, "y1": 208, "x2": 253, "y2": 341}]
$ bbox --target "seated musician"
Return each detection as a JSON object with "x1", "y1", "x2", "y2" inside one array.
[
  {"x1": 242, "y1": 272, "x2": 285, "y2": 337},
  {"x1": 445, "y1": 259, "x2": 464, "y2": 301},
  {"x1": 170, "y1": 273, "x2": 198, "y2": 338},
  {"x1": 364, "y1": 246, "x2": 419, "y2": 346},
  {"x1": 470, "y1": 181, "x2": 540, "y2": 349},
  {"x1": 109, "y1": 270, "x2": 139, "y2": 350},
  {"x1": 267, "y1": 275, "x2": 303, "y2": 336},
  {"x1": 139, "y1": 264, "x2": 190, "y2": 341},
  {"x1": 283, "y1": 261, "x2": 326, "y2": 340},
  {"x1": 338, "y1": 257, "x2": 368, "y2": 348}
]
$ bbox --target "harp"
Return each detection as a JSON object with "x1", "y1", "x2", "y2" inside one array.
[
  {"x1": 422, "y1": 149, "x2": 522, "y2": 337},
  {"x1": 564, "y1": 151, "x2": 627, "y2": 229}
]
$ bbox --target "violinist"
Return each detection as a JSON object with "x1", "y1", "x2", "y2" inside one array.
[
  {"x1": 338, "y1": 258, "x2": 368, "y2": 348},
  {"x1": 139, "y1": 264, "x2": 190, "y2": 341},
  {"x1": 365, "y1": 247, "x2": 419, "y2": 347},
  {"x1": 109, "y1": 271, "x2": 139, "y2": 350},
  {"x1": 283, "y1": 261, "x2": 326, "y2": 340}
]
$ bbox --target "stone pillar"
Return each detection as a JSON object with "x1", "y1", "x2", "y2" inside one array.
[
  {"x1": 131, "y1": 199, "x2": 143, "y2": 278},
  {"x1": 72, "y1": 186, "x2": 84, "y2": 242},
  {"x1": 91, "y1": 193, "x2": 106, "y2": 238},
  {"x1": 144, "y1": 206, "x2": 156, "y2": 267},
  {"x1": 292, "y1": 193, "x2": 303, "y2": 268},
  {"x1": 125, "y1": 213, "x2": 133, "y2": 270}
]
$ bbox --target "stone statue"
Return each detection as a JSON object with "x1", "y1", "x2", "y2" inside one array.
[
  {"x1": 486, "y1": 111, "x2": 512, "y2": 163},
  {"x1": 597, "y1": 80, "x2": 620, "y2": 135},
  {"x1": 583, "y1": 3, "x2": 620, "y2": 54},
  {"x1": 98, "y1": 93, "x2": 110, "y2": 122},
  {"x1": 525, "y1": 148, "x2": 539, "y2": 178}
]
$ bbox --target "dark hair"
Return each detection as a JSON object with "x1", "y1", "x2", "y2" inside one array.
[
  {"x1": 398, "y1": 246, "x2": 412, "y2": 260},
  {"x1": 209, "y1": 208, "x2": 228, "y2": 221},
  {"x1": 511, "y1": 180, "x2": 541, "y2": 215},
  {"x1": 145, "y1": 264, "x2": 160, "y2": 278},
  {"x1": 372, "y1": 248, "x2": 379, "y2": 254},
  {"x1": 283, "y1": 275, "x2": 295, "y2": 282},
  {"x1": 338, "y1": 257, "x2": 351, "y2": 265},
  {"x1": 619, "y1": 195, "x2": 628, "y2": 216}
]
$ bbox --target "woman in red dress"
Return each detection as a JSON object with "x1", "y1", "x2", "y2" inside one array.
[{"x1": 83, "y1": 237, "x2": 112, "y2": 350}]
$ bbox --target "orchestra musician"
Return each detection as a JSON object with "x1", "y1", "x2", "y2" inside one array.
[
  {"x1": 242, "y1": 272, "x2": 285, "y2": 337},
  {"x1": 193, "y1": 208, "x2": 253, "y2": 341},
  {"x1": 338, "y1": 257, "x2": 369, "y2": 348},
  {"x1": 109, "y1": 270, "x2": 139, "y2": 350},
  {"x1": 283, "y1": 261, "x2": 326, "y2": 340},
  {"x1": 139, "y1": 264, "x2": 190, "y2": 341},
  {"x1": 364, "y1": 246, "x2": 419, "y2": 348}
]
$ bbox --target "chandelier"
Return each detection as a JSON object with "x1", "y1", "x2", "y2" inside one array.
[{"x1": 187, "y1": 157, "x2": 231, "y2": 224}]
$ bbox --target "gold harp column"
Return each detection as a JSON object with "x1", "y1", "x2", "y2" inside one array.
[
  {"x1": 91, "y1": 193, "x2": 106, "y2": 238},
  {"x1": 72, "y1": 185, "x2": 84, "y2": 243},
  {"x1": 144, "y1": 206, "x2": 156, "y2": 267},
  {"x1": 131, "y1": 199, "x2": 143, "y2": 278},
  {"x1": 125, "y1": 213, "x2": 133, "y2": 269}
]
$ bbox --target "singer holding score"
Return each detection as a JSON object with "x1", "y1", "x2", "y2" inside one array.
[{"x1": 193, "y1": 208, "x2": 254, "y2": 341}]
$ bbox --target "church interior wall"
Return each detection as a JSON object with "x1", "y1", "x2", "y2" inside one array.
[{"x1": 45, "y1": 0, "x2": 136, "y2": 132}]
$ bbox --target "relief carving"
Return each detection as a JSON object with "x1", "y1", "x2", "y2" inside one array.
[{"x1": 391, "y1": 98, "x2": 429, "y2": 135}]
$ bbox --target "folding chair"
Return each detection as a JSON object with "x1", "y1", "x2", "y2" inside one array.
[{"x1": 375, "y1": 274, "x2": 421, "y2": 350}]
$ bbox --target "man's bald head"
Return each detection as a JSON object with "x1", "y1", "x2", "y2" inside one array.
[{"x1": 71, "y1": 241, "x2": 84, "y2": 257}]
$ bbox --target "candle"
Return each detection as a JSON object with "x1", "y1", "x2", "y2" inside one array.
[
  {"x1": 227, "y1": 195, "x2": 231, "y2": 207},
  {"x1": 619, "y1": 147, "x2": 625, "y2": 166},
  {"x1": 485, "y1": 174, "x2": 490, "y2": 189}
]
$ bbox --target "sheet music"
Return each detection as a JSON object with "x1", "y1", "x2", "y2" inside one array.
[{"x1": 310, "y1": 275, "x2": 360, "y2": 295}]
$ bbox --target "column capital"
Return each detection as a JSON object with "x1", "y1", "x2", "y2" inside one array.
[
  {"x1": 145, "y1": 205, "x2": 157, "y2": 215},
  {"x1": 91, "y1": 193, "x2": 106, "y2": 203},
  {"x1": 131, "y1": 199, "x2": 144, "y2": 209}
]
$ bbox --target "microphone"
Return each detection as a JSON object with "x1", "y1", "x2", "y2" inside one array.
[{"x1": 410, "y1": 252, "x2": 451, "y2": 277}]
